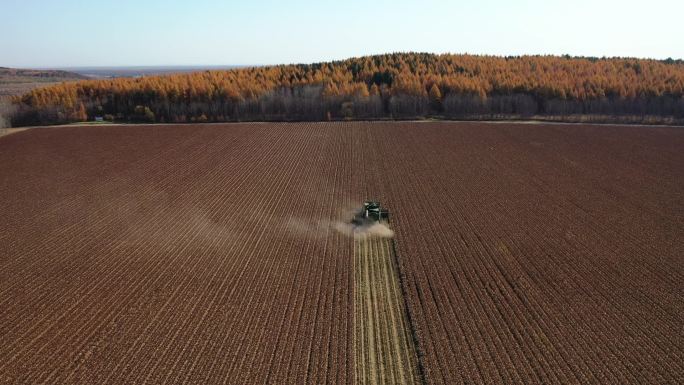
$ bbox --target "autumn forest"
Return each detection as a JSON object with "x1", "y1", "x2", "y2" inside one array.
[{"x1": 9, "y1": 53, "x2": 684, "y2": 126}]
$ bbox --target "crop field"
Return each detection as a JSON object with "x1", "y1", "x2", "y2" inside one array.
[{"x1": 0, "y1": 121, "x2": 682, "y2": 384}]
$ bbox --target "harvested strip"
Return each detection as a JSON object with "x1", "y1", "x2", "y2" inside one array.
[{"x1": 354, "y1": 236, "x2": 421, "y2": 385}]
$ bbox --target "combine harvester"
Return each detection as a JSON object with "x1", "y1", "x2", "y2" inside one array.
[{"x1": 352, "y1": 201, "x2": 389, "y2": 226}]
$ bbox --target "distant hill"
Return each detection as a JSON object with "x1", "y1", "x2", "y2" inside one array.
[
  {"x1": 62, "y1": 65, "x2": 243, "y2": 79},
  {"x1": 0, "y1": 67, "x2": 87, "y2": 79},
  {"x1": 0, "y1": 67, "x2": 86, "y2": 97},
  {"x1": 8, "y1": 53, "x2": 684, "y2": 126}
]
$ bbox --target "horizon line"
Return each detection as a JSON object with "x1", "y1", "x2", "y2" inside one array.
[{"x1": 8, "y1": 52, "x2": 684, "y2": 70}]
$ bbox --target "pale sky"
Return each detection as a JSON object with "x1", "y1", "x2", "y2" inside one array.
[{"x1": 1, "y1": 0, "x2": 682, "y2": 68}]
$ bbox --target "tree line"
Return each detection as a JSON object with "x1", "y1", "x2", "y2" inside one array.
[{"x1": 9, "y1": 53, "x2": 684, "y2": 126}]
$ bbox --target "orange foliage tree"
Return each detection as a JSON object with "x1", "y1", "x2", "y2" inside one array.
[{"x1": 10, "y1": 53, "x2": 684, "y2": 125}]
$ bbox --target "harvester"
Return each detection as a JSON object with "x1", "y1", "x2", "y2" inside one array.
[{"x1": 352, "y1": 201, "x2": 389, "y2": 225}]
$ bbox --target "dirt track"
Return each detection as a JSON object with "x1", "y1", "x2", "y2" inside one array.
[{"x1": 0, "y1": 122, "x2": 682, "y2": 384}]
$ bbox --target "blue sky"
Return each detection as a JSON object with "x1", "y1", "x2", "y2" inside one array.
[{"x1": 1, "y1": 0, "x2": 682, "y2": 67}]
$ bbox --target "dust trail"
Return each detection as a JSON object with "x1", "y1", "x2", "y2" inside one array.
[
  {"x1": 284, "y1": 217, "x2": 394, "y2": 239},
  {"x1": 284, "y1": 201, "x2": 394, "y2": 239},
  {"x1": 283, "y1": 217, "x2": 331, "y2": 238},
  {"x1": 334, "y1": 221, "x2": 394, "y2": 239},
  {"x1": 121, "y1": 202, "x2": 242, "y2": 248}
]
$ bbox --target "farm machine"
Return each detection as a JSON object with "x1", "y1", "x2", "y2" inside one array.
[{"x1": 352, "y1": 201, "x2": 389, "y2": 225}]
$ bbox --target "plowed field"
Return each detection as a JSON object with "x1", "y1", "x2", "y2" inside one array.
[{"x1": 0, "y1": 122, "x2": 682, "y2": 384}]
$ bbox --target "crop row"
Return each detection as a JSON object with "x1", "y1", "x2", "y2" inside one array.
[
  {"x1": 0, "y1": 123, "x2": 358, "y2": 384},
  {"x1": 369, "y1": 122, "x2": 683, "y2": 384},
  {"x1": 0, "y1": 121, "x2": 681, "y2": 384}
]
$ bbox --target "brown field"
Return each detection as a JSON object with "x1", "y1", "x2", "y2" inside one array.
[
  {"x1": 0, "y1": 67, "x2": 86, "y2": 97},
  {"x1": 0, "y1": 121, "x2": 682, "y2": 384}
]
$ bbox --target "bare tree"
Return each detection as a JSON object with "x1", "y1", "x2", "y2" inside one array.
[{"x1": 0, "y1": 99, "x2": 16, "y2": 130}]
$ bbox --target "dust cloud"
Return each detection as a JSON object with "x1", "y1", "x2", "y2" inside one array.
[
  {"x1": 284, "y1": 202, "x2": 394, "y2": 240},
  {"x1": 333, "y1": 221, "x2": 394, "y2": 239},
  {"x1": 283, "y1": 217, "x2": 331, "y2": 238}
]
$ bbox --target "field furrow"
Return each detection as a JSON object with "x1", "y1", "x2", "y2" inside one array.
[{"x1": 0, "y1": 121, "x2": 681, "y2": 384}]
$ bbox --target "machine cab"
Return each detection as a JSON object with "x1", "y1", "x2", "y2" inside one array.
[{"x1": 353, "y1": 201, "x2": 389, "y2": 225}]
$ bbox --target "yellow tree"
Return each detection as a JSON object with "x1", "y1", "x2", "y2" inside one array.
[{"x1": 429, "y1": 83, "x2": 442, "y2": 111}]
